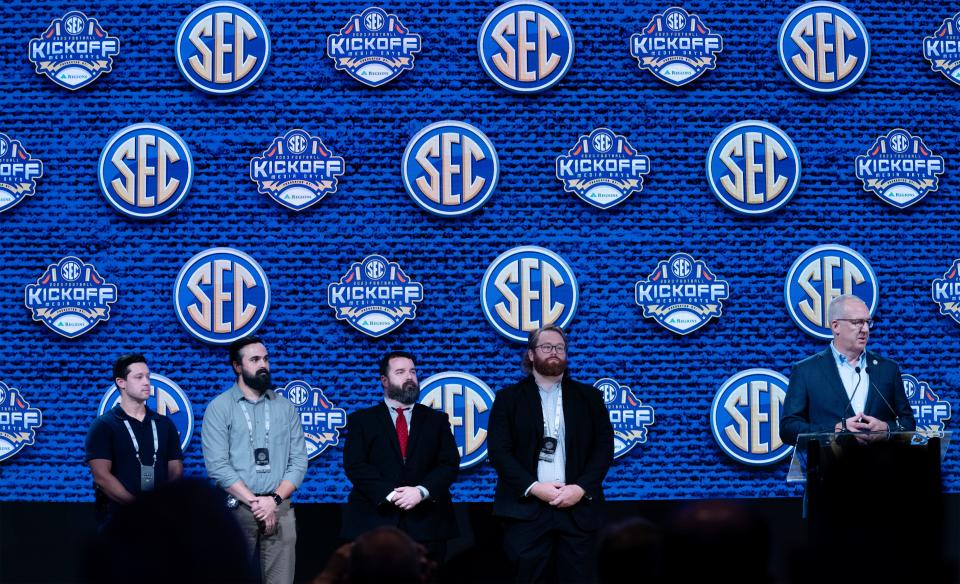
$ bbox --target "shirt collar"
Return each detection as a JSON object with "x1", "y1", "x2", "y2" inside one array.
[
  {"x1": 830, "y1": 341, "x2": 866, "y2": 368},
  {"x1": 230, "y1": 383, "x2": 274, "y2": 402},
  {"x1": 384, "y1": 397, "x2": 413, "y2": 411},
  {"x1": 111, "y1": 404, "x2": 157, "y2": 421}
]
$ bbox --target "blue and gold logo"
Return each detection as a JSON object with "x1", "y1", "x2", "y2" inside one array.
[
  {"x1": 250, "y1": 129, "x2": 345, "y2": 212},
  {"x1": 174, "y1": 248, "x2": 270, "y2": 345},
  {"x1": 706, "y1": 120, "x2": 801, "y2": 215},
  {"x1": 555, "y1": 128, "x2": 651, "y2": 210},
  {"x1": 711, "y1": 369, "x2": 792, "y2": 466},
  {"x1": 98, "y1": 124, "x2": 194, "y2": 219},
  {"x1": 595, "y1": 378, "x2": 655, "y2": 459},
  {"x1": 327, "y1": 7, "x2": 422, "y2": 87},
  {"x1": 0, "y1": 133, "x2": 44, "y2": 214},
  {"x1": 175, "y1": 1, "x2": 271, "y2": 94},
  {"x1": 923, "y1": 12, "x2": 960, "y2": 86},
  {"x1": 28, "y1": 11, "x2": 120, "y2": 90},
  {"x1": 903, "y1": 375, "x2": 951, "y2": 436},
  {"x1": 932, "y1": 259, "x2": 960, "y2": 327},
  {"x1": 24, "y1": 257, "x2": 117, "y2": 338},
  {"x1": 0, "y1": 382, "x2": 42, "y2": 463},
  {"x1": 402, "y1": 121, "x2": 499, "y2": 217},
  {"x1": 778, "y1": 2, "x2": 869, "y2": 94},
  {"x1": 327, "y1": 255, "x2": 424, "y2": 338},
  {"x1": 275, "y1": 380, "x2": 346, "y2": 460},
  {"x1": 635, "y1": 253, "x2": 729, "y2": 335},
  {"x1": 419, "y1": 372, "x2": 496, "y2": 469},
  {"x1": 477, "y1": 0, "x2": 574, "y2": 93},
  {"x1": 855, "y1": 129, "x2": 944, "y2": 209},
  {"x1": 630, "y1": 7, "x2": 723, "y2": 86},
  {"x1": 784, "y1": 245, "x2": 878, "y2": 340},
  {"x1": 98, "y1": 374, "x2": 194, "y2": 451},
  {"x1": 481, "y1": 246, "x2": 578, "y2": 343}
]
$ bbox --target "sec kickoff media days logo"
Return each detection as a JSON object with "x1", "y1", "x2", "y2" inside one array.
[
  {"x1": 402, "y1": 121, "x2": 499, "y2": 217},
  {"x1": 784, "y1": 244, "x2": 878, "y2": 340},
  {"x1": 174, "y1": 248, "x2": 270, "y2": 345},
  {"x1": 477, "y1": 0, "x2": 574, "y2": 93},
  {"x1": 481, "y1": 246, "x2": 579, "y2": 343},
  {"x1": 855, "y1": 129, "x2": 944, "y2": 209},
  {"x1": 706, "y1": 120, "x2": 801, "y2": 215},
  {"x1": 902, "y1": 374, "x2": 951, "y2": 436},
  {"x1": 419, "y1": 372, "x2": 496, "y2": 469},
  {"x1": 0, "y1": 381, "x2": 42, "y2": 462},
  {"x1": 28, "y1": 11, "x2": 120, "y2": 90},
  {"x1": 326, "y1": 7, "x2": 422, "y2": 87},
  {"x1": 275, "y1": 380, "x2": 346, "y2": 460},
  {"x1": 932, "y1": 258, "x2": 960, "y2": 327},
  {"x1": 777, "y1": 1, "x2": 870, "y2": 94},
  {"x1": 175, "y1": 1, "x2": 271, "y2": 95},
  {"x1": 629, "y1": 6, "x2": 723, "y2": 87},
  {"x1": 555, "y1": 128, "x2": 651, "y2": 210},
  {"x1": 249, "y1": 129, "x2": 345, "y2": 211},
  {"x1": 923, "y1": 12, "x2": 960, "y2": 86},
  {"x1": 327, "y1": 254, "x2": 424, "y2": 338},
  {"x1": 24, "y1": 257, "x2": 118, "y2": 338},
  {"x1": 594, "y1": 378, "x2": 654, "y2": 459},
  {"x1": 711, "y1": 369, "x2": 792, "y2": 466},
  {"x1": 634, "y1": 253, "x2": 729, "y2": 335},
  {"x1": 98, "y1": 374, "x2": 194, "y2": 451},
  {"x1": 0, "y1": 132, "x2": 44, "y2": 214}
]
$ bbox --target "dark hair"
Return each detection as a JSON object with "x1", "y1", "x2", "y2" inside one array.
[
  {"x1": 521, "y1": 325, "x2": 568, "y2": 373},
  {"x1": 113, "y1": 354, "x2": 147, "y2": 381},
  {"x1": 378, "y1": 350, "x2": 417, "y2": 377},
  {"x1": 228, "y1": 336, "x2": 264, "y2": 366}
]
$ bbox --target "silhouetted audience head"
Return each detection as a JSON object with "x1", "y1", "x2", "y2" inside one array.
[
  {"x1": 348, "y1": 527, "x2": 430, "y2": 584},
  {"x1": 596, "y1": 517, "x2": 662, "y2": 584}
]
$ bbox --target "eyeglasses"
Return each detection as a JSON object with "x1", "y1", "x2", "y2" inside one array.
[
  {"x1": 835, "y1": 318, "x2": 875, "y2": 330},
  {"x1": 535, "y1": 344, "x2": 566, "y2": 354}
]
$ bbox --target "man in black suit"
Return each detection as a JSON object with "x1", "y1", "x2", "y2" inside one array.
[
  {"x1": 781, "y1": 294, "x2": 915, "y2": 445},
  {"x1": 488, "y1": 326, "x2": 614, "y2": 584},
  {"x1": 342, "y1": 350, "x2": 460, "y2": 560}
]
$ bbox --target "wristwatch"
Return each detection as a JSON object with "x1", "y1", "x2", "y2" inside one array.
[{"x1": 271, "y1": 493, "x2": 283, "y2": 506}]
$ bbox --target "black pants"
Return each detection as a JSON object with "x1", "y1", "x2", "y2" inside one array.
[{"x1": 502, "y1": 506, "x2": 597, "y2": 584}]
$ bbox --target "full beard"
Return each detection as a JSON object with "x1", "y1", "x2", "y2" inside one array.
[
  {"x1": 533, "y1": 355, "x2": 567, "y2": 377},
  {"x1": 387, "y1": 380, "x2": 420, "y2": 405},
  {"x1": 243, "y1": 368, "x2": 272, "y2": 393}
]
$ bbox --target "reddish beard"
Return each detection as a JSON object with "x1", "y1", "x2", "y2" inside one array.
[{"x1": 533, "y1": 354, "x2": 566, "y2": 377}]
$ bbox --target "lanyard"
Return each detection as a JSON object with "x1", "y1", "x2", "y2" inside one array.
[
  {"x1": 123, "y1": 419, "x2": 158, "y2": 467},
  {"x1": 239, "y1": 399, "x2": 270, "y2": 449},
  {"x1": 541, "y1": 385, "x2": 563, "y2": 437}
]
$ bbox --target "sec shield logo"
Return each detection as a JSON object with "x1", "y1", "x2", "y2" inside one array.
[
  {"x1": 24, "y1": 257, "x2": 118, "y2": 338},
  {"x1": 275, "y1": 380, "x2": 346, "y2": 460},
  {"x1": 711, "y1": 369, "x2": 792, "y2": 466},
  {"x1": 28, "y1": 11, "x2": 120, "y2": 90},
  {"x1": 98, "y1": 124, "x2": 194, "y2": 219},
  {"x1": 778, "y1": 2, "x2": 869, "y2": 94},
  {"x1": 173, "y1": 248, "x2": 270, "y2": 345},
  {"x1": 855, "y1": 129, "x2": 944, "y2": 209},
  {"x1": 419, "y1": 372, "x2": 496, "y2": 469},
  {"x1": 326, "y1": 7, "x2": 422, "y2": 87},
  {"x1": 784, "y1": 245, "x2": 878, "y2": 340},
  {"x1": 634, "y1": 253, "x2": 729, "y2": 335},
  {"x1": 555, "y1": 128, "x2": 651, "y2": 209},
  {"x1": 250, "y1": 129, "x2": 345, "y2": 211},
  {"x1": 0, "y1": 133, "x2": 44, "y2": 214},
  {"x1": 175, "y1": 1, "x2": 271, "y2": 94},
  {"x1": 932, "y1": 259, "x2": 960, "y2": 327},
  {"x1": 923, "y1": 12, "x2": 960, "y2": 86},
  {"x1": 629, "y1": 7, "x2": 723, "y2": 86},
  {"x1": 595, "y1": 378, "x2": 654, "y2": 459},
  {"x1": 327, "y1": 255, "x2": 424, "y2": 337},
  {"x1": 0, "y1": 382, "x2": 42, "y2": 462},
  {"x1": 481, "y1": 246, "x2": 579, "y2": 343},
  {"x1": 706, "y1": 120, "x2": 801, "y2": 215},
  {"x1": 902, "y1": 375, "x2": 951, "y2": 436},
  {"x1": 402, "y1": 121, "x2": 499, "y2": 217},
  {"x1": 98, "y1": 374, "x2": 194, "y2": 451},
  {"x1": 477, "y1": 0, "x2": 574, "y2": 93}
]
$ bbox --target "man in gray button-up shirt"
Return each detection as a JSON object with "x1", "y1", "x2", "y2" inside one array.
[{"x1": 202, "y1": 336, "x2": 307, "y2": 584}]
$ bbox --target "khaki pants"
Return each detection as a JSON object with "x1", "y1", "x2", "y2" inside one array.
[{"x1": 232, "y1": 500, "x2": 297, "y2": 584}]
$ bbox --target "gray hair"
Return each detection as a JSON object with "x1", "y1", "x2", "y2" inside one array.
[{"x1": 827, "y1": 294, "x2": 867, "y2": 323}]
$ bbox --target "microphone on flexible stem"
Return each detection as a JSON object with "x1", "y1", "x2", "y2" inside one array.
[
  {"x1": 841, "y1": 366, "x2": 862, "y2": 432},
  {"x1": 864, "y1": 365, "x2": 902, "y2": 432}
]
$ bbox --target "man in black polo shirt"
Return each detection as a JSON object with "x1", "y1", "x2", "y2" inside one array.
[{"x1": 85, "y1": 354, "x2": 184, "y2": 527}]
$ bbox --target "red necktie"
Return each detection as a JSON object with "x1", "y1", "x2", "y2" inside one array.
[{"x1": 395, "y1": 407, "x2": 408, "y2": 459}]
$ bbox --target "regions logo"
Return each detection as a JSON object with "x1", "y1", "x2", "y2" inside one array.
[
  {"x1": 419, "y1": 372, "x2": 496, "y2": 469},
  {"x1": 706, "y1": 120, "x2": 801, "y2": 215},
  {"x1": 634, "y1": 253, "x2": 729, "y2": 335},
  {"x1": 24, "y1": 257, "x2": 117, "y2": 338},
  {"x1": 594, "y1": 378, "x2": 654, "y2": 459},
  {"x1": 173, "y1": 248, "x2": 270, "y2": 345},
  {"x1": 402, "y1": 121, "x2": 499, "y2": 217},
  {"x1": 326, "y1": 7, "x2": 422, "y2": 87},
  {"x1": 175, "y1": 1, "x2": 271, "y2": 94},
  {"x1": 923, "y1": 12, "x2": 960, "y2": 86},
  {"x1": 711, "y1": 369, "x2": 792, "y2": 466},
  {"x1": 28, "y1": 11, "x2": 120, "y2": 90},
  {"x1": 0, "y1": 382, "x2": 42, "y2": 462},
  {"x1": 327, "y1": 254, "x2": 424, "y2": 337},
  {"x1": 932, "y1": 258, "x2": 960, "y2": 327},
  {"x1": 481, "y1": 246, "x2": 578, "y2": 343},
  {"x1": 477, "y1": 0, "x2": 574, "y2": 93},
  {"x1": 0, "y1": 132, "x2": 44, "y2": 214},
  {"x1": 250, "y1": 129, "x2": 345, "y2": 211},
  {"x1": 854, "y1": 129, "x2": 944, "y2": 209},
  {"x1": 784, "y1": 245, "x2": 878, "y2": 340},
  {"x1": 98, "y1": 124, "x2": 194, "y2": 219},
  {"x1": 902, "y1": 375, "x2": 951, "y2": 436},
  {"x1": 275, "y1": 380, "x2": 346, "y2": 460},
  {"x1": 98, "y1": 374, "x2": 194, "y2": 451},
  {"x1": 555, "y1": 128, "x2": 651, "y2": 210},
  {"x1": 629, "y1": 6, "x2": 723, "y2": 86},
  {"x1": 778, "y1": 2, "x2": 870, "y2": 94}
]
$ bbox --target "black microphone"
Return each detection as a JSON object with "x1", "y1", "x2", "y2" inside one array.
[
  {"x1": 841, "y1": 366, "x2": 863, "y2": 432},
  {"x1": 864, "y1": 364, "x2": 903, "y2": 432}
]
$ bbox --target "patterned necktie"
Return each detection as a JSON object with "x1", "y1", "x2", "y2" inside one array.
[{"x1": 395, "y1": 407, "x2": 408, "y2": 459}]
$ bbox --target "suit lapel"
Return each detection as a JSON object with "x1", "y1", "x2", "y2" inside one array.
[
  {"x1": 378, "y1": 402, "x2": 403, "y2": 461},
  {"x1": 522, "y1": 377, "x2": 545, "y2": 445},
  {"x1": 862, "y1": 351, "x2": 878, "y2": 416},
  {"x1": 560, "y1": 378, "x2": 578, "y2": 475},
  {"x1": 816, "y1": 347, "x2": 851, "y2": 415},
  {"x1": 405, "y1": 404, "x2": 426, "y2": 464}
]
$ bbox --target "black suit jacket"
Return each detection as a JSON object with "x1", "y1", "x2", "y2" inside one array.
[
  {"x1": 780, "y1": 347, "x2": 916, "y2": 445},
  {"x1": 487, "y1": 374, "x2": 614, "y2": 531},
  {"x1": 342, "y1": 402, "x2": 460, "y2": 541}
]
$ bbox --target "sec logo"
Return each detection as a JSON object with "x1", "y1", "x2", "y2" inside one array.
[
  {"x1": 932, "y1": 258, "x2": 960, "y2": 327},
  {"x1": 327, "y1": 254, "x2": 424, "y2": 337},
  {"x1": 402, "y1": 121, "x2": 499, "y2": 217},
  {"x1": 275, "y1": 380, "x2": 346, "y2": 460},
  {"x1": 0, "y1": 381, "x2": 43, "y2": 462},
  {"x1": 326, "y1": 7, "x2": 422, "y2": 87},
  {"x1": 634, "y1": 253, "x2": 729, "y2": 335},
  {"x1": 24, "y1": 256, "x2": 118, "y2": 338},
  {"x1": 594, "y1": 378, "x2": 654, "y2": 459},
  {"x1": 419, "y1": 372, "x2": 496, "y2": 469},
  {"x1": 481, "y1": 246, "x2": 579, "y2": 343},
  {"x1": 555, "y1": 128, "x2": 651, "y2": 209},
  {"x1": 923, "y1": 12, "x2": 960, "y2": 86},
  {"x1": 98, "y1": 374, "x2": 194, "y2": 451},
  {"x1": 98, "y1": 124, "x2": 194, "y2": 218},
  {"x1": 855, "y1": 129, "x2": 944, "y2": 209},
  {"x1": 902, "y1": 374, "x2": 951, "y2": 436},
  {"x1": 778, "y1": 2, "x2": 870, "y2": 94},
  {"x1": 629, "y1": 7, "x2": 723, "y2": 86},
  {"x1": 173, "y1": 248, "x2": 270, "y2": 345},
  {"x1": 28, "y1": 11, "x2": 120, "y2": 90},
  {"x1": 711, "y1": 369, "x2": 792, "y2": 466},
  {"x1": 0, "y1": 132, "x2": 44, "y2": 214},
  {"x1": 477, "y1": 0, "x2": 575, "y2": 93},
  {"x1": 175, "y1": 1, "x2": 271, "y2": 94},
  {"x1": 784, "y1": 244, "x2": 878, "y2": 340},
  {"x1": 249, "y1": 129, "x2": 345, "y2": 211}
]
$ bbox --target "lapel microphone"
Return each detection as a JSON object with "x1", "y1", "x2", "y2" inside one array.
[{"x1": 841, "y1": 366, "x2": 863, "y2": 432}]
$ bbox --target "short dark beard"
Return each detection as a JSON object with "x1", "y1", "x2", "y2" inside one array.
[
  {"x1": 242, "y1": 368, "x2": 272, "y2": 393},
  {"x1": 387, "y1": 380, "x2": 420, "y2": 405},
  {"x1": 533, "y1": 354, "x2": 566, "y2": 377}
]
